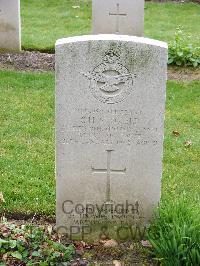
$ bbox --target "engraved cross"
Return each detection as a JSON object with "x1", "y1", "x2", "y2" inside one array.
[
  {"x1": 92, "y1": 150, "x2": 126, "y2": 203},
  {"x1": 109, "y1": 3, "x2": 127, "y2": 33}
]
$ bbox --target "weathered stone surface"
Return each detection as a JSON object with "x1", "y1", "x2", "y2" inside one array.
[
  {"x1": 0, "y1": 0, "x2": 21, "y2": 51},
  {"x1": 92, "y1": 0, "x2": 144, "y2": 36},
  {"x1": 56, "y1": 35, "x2": 167, "y2": 240}
]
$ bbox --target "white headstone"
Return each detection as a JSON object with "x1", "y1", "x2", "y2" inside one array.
[
  {"x1": 92, "y1": 0, "x2": 144, "y2": 36},
  {"x1": 0, "y1": 0, "x2": 21, "y2": 51},
  {"x1": 56, "y1": 35, "x2": 167, "y2": 240}
]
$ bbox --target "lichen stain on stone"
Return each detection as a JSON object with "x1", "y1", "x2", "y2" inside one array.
[{"x1": 0, "y1": 20, "x2": 16, "y2": 32}]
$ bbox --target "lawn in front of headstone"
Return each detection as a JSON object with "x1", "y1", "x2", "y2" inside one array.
[
  {"x1": 0, "y1": 71, "x2": 55, "y2": 216},
  {"x1": 0, "y1": 69, "x2": 199, "y2": 264},
  {"x1": 21, "y1": 0, "x2": 200, "y2": 52},
  {"x1": 1, "y1": 69, "x2": 199, "y2": 217}
]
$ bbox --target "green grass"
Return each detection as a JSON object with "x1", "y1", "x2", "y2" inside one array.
[
  {"x1": 0, "y1": 71, "x2": 199, "y2": 218},
  {"x1": 0, "y1": 71, "x2": 55, "y2": 216},
  {"x1": 145, "y1": 2, "x2": 200, "y2": 46},
  {"x1": 148, "y1": 80, "x2": 200, "y2": 264},
  {"x1": 21, "y1": 0, "x2": 200, "y2": 52},
  {"x1": 0, "y1": 71, "x2": 199, "y2": 263},
  {"x1": 148, "y1": 199, "x2": 200, "y2": 265},
  {"x1": 163, "y1": 80, "x2": 200, "y2": 203}
]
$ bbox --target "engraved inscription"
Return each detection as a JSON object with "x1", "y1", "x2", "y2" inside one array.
[
  {"x1": 62, "y1": 108, "x2": 159, "y2": 146},
  {"x1": 83, "y1": 52, "x2": 135, "y2": 104},
  {"x1": 109, "y1": 3, "x2": 127, "y2": 33},
  {"x1": 92, "y1": 150, "x2": 126, "y2": 202}
]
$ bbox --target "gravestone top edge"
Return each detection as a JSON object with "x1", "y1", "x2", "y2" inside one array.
[{"x1": 55, "y1": 34, "x2": 168, "y2": 49}]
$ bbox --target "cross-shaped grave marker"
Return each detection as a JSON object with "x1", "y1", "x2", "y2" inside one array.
[
  {"x1": 92, "y1": 150, "x2": 126, "y2": 202},
  {"x1": 92, "y1": 0, "x2": 144, "y2": 36},
  {"x1": 109, "y1": 3, "x2": 127, "y2": 33}
]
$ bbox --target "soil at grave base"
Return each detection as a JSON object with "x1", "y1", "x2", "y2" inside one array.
[
  {"x1": 0, "y1": 51, "x2": 55, "y2": 73},
  {"x1": 1, "y1": 215, "x2": 155, "y2": 266},
  {"x1": 0, "y1": 50, "x2": 199, "y2": 81}
]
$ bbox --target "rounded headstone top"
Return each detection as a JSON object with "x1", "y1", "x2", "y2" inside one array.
[{"x1": 55, "y1": 34, "x2": 168, "y2": 49}]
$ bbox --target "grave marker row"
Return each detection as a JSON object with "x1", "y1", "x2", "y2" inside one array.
[{"x1": 0, "y1": 0, "x2": 144, "y2": 52}]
